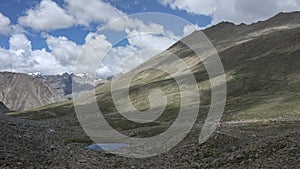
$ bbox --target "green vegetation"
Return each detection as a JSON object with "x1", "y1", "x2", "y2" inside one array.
[{"x1": 8, "y1": 101, "x2": 73, "y2": 120}]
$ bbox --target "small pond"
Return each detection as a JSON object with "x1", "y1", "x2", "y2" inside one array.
[{"x1": 85, "y1": 143, "x2": 129, "y2": 151}]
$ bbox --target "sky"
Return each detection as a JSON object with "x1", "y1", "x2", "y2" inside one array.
[{"x1": 0, "y1": 0, "x2": 299, "y2": 78}]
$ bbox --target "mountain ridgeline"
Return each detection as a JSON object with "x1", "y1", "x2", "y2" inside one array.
[{"x1": 36, "y1": 73, "x2": 97, "y2": 99}]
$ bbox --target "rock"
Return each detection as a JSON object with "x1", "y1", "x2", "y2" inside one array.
[{"x1": 79, "y1": 159, "x2": 87, "y2": 163}]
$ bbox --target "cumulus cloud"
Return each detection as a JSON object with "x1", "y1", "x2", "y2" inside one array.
[
  {"x1": 76, "y1": 33, "x2": 112, "y2": 75},
  {"x1": 46, "y1": 35, "x2": 82, "y2": 66},
  {"x1": 18, "y1": 0, "x2": 74, "y2": 30},
  {"x1": 99, "y1": 46, "x2": 139, "y2": 76},
  {"x1": 160, "y1": 0, "x2": 217, "y2": 16},
  {"x1": 90, "y1": 29, "x2": 178, "y2": 77},
  {"x1": 0, "y1": 33, "x2": 113, "y2": 75},
  {"x1": 0, "y1": 48, "x2": 15, "y2": 70},
  {"x1": 0, "y1": 33, "x2": 74, "y2": 75},
  {"x1": 96, "y1": 44, "x2": 165, "y2": 78},
  {"x1": 8, "y1": 0, "x2": 192, "y2": 77},
  {"x1": 8, "y1": 34, "x2": 36, "y2": 67},
  {"x1": 30, "y1": 49, "x2": 69, "y2": 74},
  {"x1": 0, "y1": 30, "x2": 177, "y2": 77},
  {"x1": 100, "y1": 16, "x2": 170, "y2": 33},
  {"x1": 183, "y1": 24, "x2": 204, "y2": 36},
  {"x1": 17, "y1": 0, "x2": 129, "y2": 31},
  {"x1": 0, "y1": 13, "x2": 11, "y2": 35},
  {"x1": 160, "y1": 0, "x2": 300, "y2": 24},
  {"x1": 127, "y1": 30, "x2": 177, "y2": 49},
  {"x1": 9, "y1": 34, "x2": 31, "y2": 55},
  {"x1": 65, "y1": 0, "x2": 124, "y2": 26},
  {"x1": 17, "y1": 0, "x2": 179, "y2": 35}
]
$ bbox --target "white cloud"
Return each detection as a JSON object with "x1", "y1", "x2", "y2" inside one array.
[
  {"x1": 127, "y1": 30, "x2": 177, "y2": 49},
  {"x1": 0, "y1": 33, "x2": 68, "y2": 75},
  {"x1": 91, "y1": 29, "x2": 178, "y2": 77},
  {"x1": 17, "y1": 0, "x2": 141, "y2": 32},
  {"x1": 30, "y1": 49, "x2": 69, "y2": 74},
  {"x1": 46, "y1": 35, "x2": 82, "y2": 66},
  {"x1": 18, "y1": 0, "x2": 74, "y2": 31},
  {"x1": 99, "y1": 16, "x2": 171, "y2": 34},
  {"x1": 8, "y1": 34, "x2": 36, "y2": 68},
  {"x1": 101, "y1": 46, "x2": 139, "y2": 76},
  {"x1": 76, "y1": 33, "x2": 113, "y2": 75},
  {"x1": 0, "y1": 13, "x2": 11, "y2": 35},
  {"x1": 0, "y1": 31, "x2": 177, "y2": 77},
  {"x1": 9, "y1": 34, "x2": 31, "y2": 55},
  {"x1": 160, "y1": 0, "x2": 217, "y2": 16},
  {"x1": 0, "y1": 33, "x2": 111, "y2": 75},
  {"x1": 96, "y1": 45, "x2": 161, "y2": 77},
  {"x1": 65, "y1": 0, "x2": 124, "y2": 26},
  {"x1": 10, "y1": 24, "x2": 26, "y2": 34},
  {"x1": 160, "y1": 0, "x2": 300, "y2": 24},
  {"x1": 9, "y1": 0, "x2": 187, "y2": 77},
  {"x1": 183, "y1": 24, "x2": 203, "y2": 36},
  {"x1": 0, "y1": 48, "x2": 14, "y2": 70},
  {"x1": 101, "y1": 17, "x2": 145, "y2": 32}
]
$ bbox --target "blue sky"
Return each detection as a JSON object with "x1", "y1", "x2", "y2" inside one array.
[{"x1": 0, "y1": 0, "x2": 299, "y2": 77}]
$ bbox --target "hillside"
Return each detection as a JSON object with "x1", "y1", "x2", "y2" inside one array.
[
  {"x1": 3, "y1": 11, "x2": 300, "y2": 168},
  {"x1": 85, "y1": 11, "x2": 300, "y2": 131},
  {"x1": 0, "y1": 72, "x2": 65, "y2": 111}
]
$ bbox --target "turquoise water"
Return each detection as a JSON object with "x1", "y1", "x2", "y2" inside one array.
[{"x1": 85, "y1": 143, "x2": 129, "y2": 151}]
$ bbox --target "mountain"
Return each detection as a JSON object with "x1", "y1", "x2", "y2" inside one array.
[
  {"x1": 36, "y1": 73, "x2": 106, "y2": 99},
  {"x1": 87, "y1": 11, "x2": 300, "y2": 123},
  {"x1": 3, "y1": 12, "x2": 300, "y2": 168},
  {"x1": 0, "y1": 72, "x2": 65, "y2": 111},
  {"x1": 0, "y1": 102, "x2": 10, "y2": 113}
]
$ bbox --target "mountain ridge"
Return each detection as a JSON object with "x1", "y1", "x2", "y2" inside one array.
[
  {"x1": 34, "y1": 72, "x2": 107, "y2": 99},
  {"x1": 0, "y1": 72, "x2": 65, "y2": 111}
]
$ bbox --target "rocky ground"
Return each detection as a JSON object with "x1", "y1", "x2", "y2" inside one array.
[{"x1": 1, "y1": 111, "x2": 300, "y2": 169}]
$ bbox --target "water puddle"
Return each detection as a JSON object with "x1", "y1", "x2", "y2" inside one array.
[{"x1": 85, "y1": 143, "x2": 129, "y2": 151}]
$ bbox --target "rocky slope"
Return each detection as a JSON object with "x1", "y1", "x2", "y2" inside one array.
[
  {"x1": 0, "y1": 72, "x2": 65, "y2": 111},
  {"x1": 0, "y1": 102, "x2": 10, "y2": 113},
  {"x1": 2, "y1": 11, "x2": 300, "y2": 168}
]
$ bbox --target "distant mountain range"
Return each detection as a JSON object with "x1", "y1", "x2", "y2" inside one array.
[
  {"x1": 0, "y1": 72, "x2": 108, "y2": 111},
  {"x1": 0, "y1": 72, "x2": 65, "y2": 111},
  {"x1": 35, "y1": 73, "x2": 105, "y2": 99}
]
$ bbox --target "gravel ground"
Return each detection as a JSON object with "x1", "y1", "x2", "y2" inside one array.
[{"x1": 1, "y1": 112, "x2": 300, "y2": 168}]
